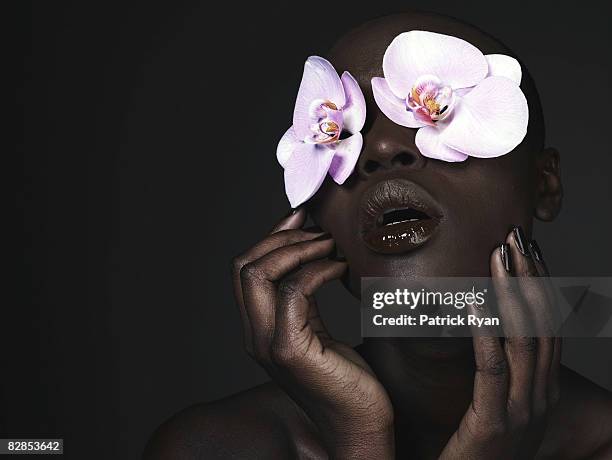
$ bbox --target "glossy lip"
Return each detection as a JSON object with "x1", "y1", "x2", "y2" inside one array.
[{"x1": 359, "y1": 178, "x2": 443, "y2": 255}]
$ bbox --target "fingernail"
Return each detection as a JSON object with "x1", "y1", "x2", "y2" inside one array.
[
  {"x1": 313, "y1": 233, "x2": 332, "y2": 241},
  {"x1": 512, "y1": 225, "x2": 530, "y2": 256},
  {"x1": 500, "y1": 243, "x2": 512, "y2": 272},
  {"x1": 303, "y1": 225, "x2": 323, "y2": 233},
  {"x1": 529, "y1": 240, "x2": 543, "y2": 262}
]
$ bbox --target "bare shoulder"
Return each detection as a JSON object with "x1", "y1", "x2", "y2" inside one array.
[
  {"x1": 538, "y1": 366, "x2": 612, "y2": 459},
  {"x1": 143, "y1": 382, "x2": 325, "y2": 460}
]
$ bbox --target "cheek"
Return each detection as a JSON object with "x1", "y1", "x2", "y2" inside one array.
[
  {"x1": 444, "y1": 155, "x2": 535, "y2": 259},
  {"x1": 309, "y1": 179, "x2": 358, "y2": 249}
]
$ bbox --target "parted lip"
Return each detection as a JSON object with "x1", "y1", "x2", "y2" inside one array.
[{"x1": 359, "y1": 179, "x2": 443, "y2": 255}]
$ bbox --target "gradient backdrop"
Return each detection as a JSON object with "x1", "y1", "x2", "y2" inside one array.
[{"x1": 14, "y1": 2, "x2": 612, "y2": 459}]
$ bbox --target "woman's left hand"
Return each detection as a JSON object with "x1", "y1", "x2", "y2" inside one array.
[{"x1": 439, "y1": 227, "x2": 562, "y2": 460}]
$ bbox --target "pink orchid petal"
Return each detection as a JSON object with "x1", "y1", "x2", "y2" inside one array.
[
  {"x1": 415, "y1": 126, "x2": 468, "y2": 162},
  {"x1": 340, "y1": 71, "x2": 366, "y2": 133},
  {"x1": 276, "y1": 126, "x2": 298, "y2": 168},
  {"x1": 293, "y1": 57, "x2": 346, "y2": 141},
  {"x1": 485, "y1": 54, "x2": 522, "y2": 85},
  {"x1": 284, "y1": 143, "x2": 335, "y2": 208},
  {"x1": 383, "y1": 31, "x2": 488, "y2": 97},
  {"x1": 328, "y1": 132, "x2": 363, "y2": 184},
  {"x1": 372, "y1": 77, "x2": 424, "y2": 128},
  {"x1": 441, "y1": 76, "x2": 528, "y2": 158}
]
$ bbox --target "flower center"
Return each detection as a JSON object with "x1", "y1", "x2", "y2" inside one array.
[
  {"x1": 307, "y1": 100, "x2": 344, "y2": 144},
  {"x1": 406, "y1": 75, "x2": 455, "y2": 126}
]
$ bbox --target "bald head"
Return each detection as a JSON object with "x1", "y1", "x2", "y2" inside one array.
[{"x1": 327, "y1": 12, "x2": 544, "y2": 150}]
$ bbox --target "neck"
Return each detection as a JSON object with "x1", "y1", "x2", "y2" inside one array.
[{"x1": 357, "y1": 338, "x2": 476, "y2": 438}]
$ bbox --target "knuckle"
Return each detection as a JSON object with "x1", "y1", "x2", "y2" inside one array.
[
  {"x1": 512, "y1": 337, "x2": 537, "y2": 353},
  {"x1": 231, "y1": 255, "x2": 248, "y2": 276},
  {"x1": 478, "y1": 355, "x2": 509, "y2": 377},
  {"x1": 525, "y1": 337, "x2": 538, "y2": 352},
  {"x1": 240, "y1": 262, "x2": 265, "y2": 284},
  {"x1": 278, "y1": 279, "x2": 304, "y2": 301}
]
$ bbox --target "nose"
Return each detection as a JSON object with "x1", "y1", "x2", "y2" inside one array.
[{"x1": 357, "y1": 114, "x2": 426, "y2": 177}]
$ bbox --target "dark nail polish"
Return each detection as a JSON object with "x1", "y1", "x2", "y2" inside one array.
[
  {"x1": 500, "y1": 243, "x2": 512, "y2": 272},
  {"x1": 303, "y1": 225, "x2": 323, "y2": 233},
  {"x1": 512, "y1": 226, "x2": 530, "y2": 256},
  {"x1": 529, "y1": 240, "x2": 543, "y2": 262},
  {"x1": 313, "y1": 233, "x2": 332, "y2": 241}
]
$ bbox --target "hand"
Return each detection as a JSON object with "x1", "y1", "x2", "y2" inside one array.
[
  {"x1": 231, "y1": 209, "x2": 395, "y2": 459},
  {"x1": 439, "y1": 227, "x2": 561, "y2": 460}
]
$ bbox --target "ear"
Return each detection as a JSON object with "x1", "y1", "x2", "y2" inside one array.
[{"x1": 534, "y1": 147, "x2": 563, "y2": 221}]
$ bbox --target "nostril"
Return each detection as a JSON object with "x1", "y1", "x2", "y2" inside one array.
[
  {"x1": 391, "y1": 152, "x2": 415, "y2": 167},
  {"x1": 363, "y1": 160, "x2": 380, "y2": 174}
]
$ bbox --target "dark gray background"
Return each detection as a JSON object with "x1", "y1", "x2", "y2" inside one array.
[{"x1": 14, "y1": 1, "x2": 611, "y2": 459}]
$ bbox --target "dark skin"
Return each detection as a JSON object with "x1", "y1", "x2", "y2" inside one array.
[{"x1": 144, "y1": 13, "x2": 612, "y2": 460}]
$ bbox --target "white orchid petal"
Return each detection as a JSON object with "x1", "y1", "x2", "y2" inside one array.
[
  {"x1": 415, "y1": 126, "x2": 468, "y2": 162},
  {"x1": 340, "y1": 71, "x2": 366, "y2": 133},
  {"x1": 293, "y1": 56, "x2": 346, "y2": 141},
  {"x1": 485, "y1": 54, "x2": 522, "y2": 85},
  {"x1": 284, "y1": 143, "x2": 335, "y2": 208},
  {"x1": 441, "y1": 76, "x2": 528, "y2": 158},
  {"x1": 329, "y1": 133, "x2": 363, "y2": 184},
  {"x1": 383, "y1": 31, "x2": 488, "y2": 97},
  {"x1": 276, "y1": 126, "x2": 298, "y2": 168}
]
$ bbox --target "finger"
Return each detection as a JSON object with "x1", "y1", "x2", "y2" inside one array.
[
  {"x1": 269, "y1": 207, "x2": 307, "y2": 234},
  {"x1": 242, "y1": 235, "x2": 335, "y2": 284},
  {"x1": 506, "y1": 230, "x2": 557, "y2": 419},
  {"x1": 231, "y1": 226, "x2": 324, "y2": 352},
  {"x1": 528, "y1": 238, "x2": 562, "y2": 335},
  {"x1": 532, "y1": 337, "x2": 555, "y2": 417},
  {"x1": 507, "y1": 228, "x2": 554, "y2": 336},
  {"x1": 272, "y1": 259, "x2": 347, "y2": 368},
  {"x1": 240, "y1": 235, "x2": 336, "y2": 359},
  {"x1": 491, "y1": 244, "x2": 534, "y2": 337},
  {"x1": 504, "y1": 336, "x2": 537, "y2": 424},
  {"x1": 471, "y1": 335, "x2": 508, "y2": 422},
  {"x1": 466, "y1": 295, "x2": 500, "y2": 338},
  {"x1": 493, "y1": 240, "x2": 538, "y2": 424},
  {"x1": 507, "y1": 226, "x2": 538, "y2": 278},
  {"x1": 528, "y1": 239, "x2": 549, "y2": 277}
]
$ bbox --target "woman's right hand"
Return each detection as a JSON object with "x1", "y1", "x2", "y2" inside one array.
[{"x1": 231, "y1": 208, "x2": 395, "y2": 459}]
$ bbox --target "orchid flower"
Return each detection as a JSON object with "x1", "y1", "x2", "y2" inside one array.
[
  {"x1": 277, "y1": 56, "x2": 366, "y2": 208},
  {"x1": 372, "y1": 31, "x2": 528, "y2": 162}
]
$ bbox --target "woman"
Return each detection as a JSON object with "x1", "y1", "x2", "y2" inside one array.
[{"x1": 145, "y1": 12, "x2": 612, "y2": 459}]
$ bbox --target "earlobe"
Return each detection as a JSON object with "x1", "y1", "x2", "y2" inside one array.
[{"x1": 534, "y1": 148, "x2": 563, "y2": 221}]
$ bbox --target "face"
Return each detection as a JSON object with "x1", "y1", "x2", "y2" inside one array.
[{"x1": 307, "y1": 15, "x2": 559, "y2": 296}]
